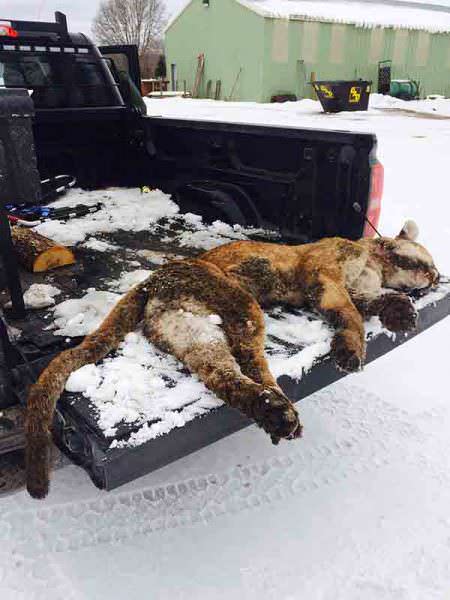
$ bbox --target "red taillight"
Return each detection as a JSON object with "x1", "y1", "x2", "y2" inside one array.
[
  {"x1": 363, "y1": 160, "x2": 384, "y2": 238},
  {"x1": 0, "y1": 24, "x2": 19, "y2": 38}
]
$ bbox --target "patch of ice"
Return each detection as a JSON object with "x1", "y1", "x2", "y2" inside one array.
[
  {"x1": 269, "y1": 339, "x2": 333, "y2": 379},
  {"x1": 413, "y1": 282, "x2": 450, "y2": 310},
  {"x1": 66, "y1": 364, "x2": 102, "y2": 394},
  {"x1": 81, "y1": 239, "x2": 119, "y2": 252},
  {"x1": 111, "y1": 396, "x2": 222, "y2": 448},
  {"x1": 35, "y1": 188, "x2": 179, "y2": 246},
  {"x1": 51, "y1": 289, "x2": 121, "y2": 337},
  {"x1": 17, "y1": 284, "x2": 61, "y2": 310},
  {"x1": 265, "y1": 307, "x2": 400, "y2": 380},
  {"x1": 265, "y1": 309, "x2": 333, "y2": 378},
  {"x1": 110, "y1": 270, "x2": 153, "y2": 293},
  {"x1": 137, "y1": 249, "x2": 184, "y2": 265},
  {"x1": 170, "y1": 216, "x2": 269, "y2": 250},
  {"x1": 265, "y1": 311, "x2": 332, "y2": 346}
]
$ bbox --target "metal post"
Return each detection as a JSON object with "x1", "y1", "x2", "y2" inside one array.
[
  {"x1": 0, "y1": 88, "x2": 41, "y2": 319},
  {"x1": 0, "y1": 314, "x2": 20, "y2": 369},
  {"x1": 171, "y1": 64, "x2": 177, "y2": 92},
  {"x1": 0, "y1": 203, "x2": 25, "y2": 319}
]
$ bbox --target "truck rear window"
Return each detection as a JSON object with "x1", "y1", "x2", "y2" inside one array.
[{"x1": 0, "y1": 52, "x2": 121, "y2": 108}]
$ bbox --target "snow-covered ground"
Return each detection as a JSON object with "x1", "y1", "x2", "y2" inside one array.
[{"x1": 1, "y1": 96, "x2": 450, "y2": 599}]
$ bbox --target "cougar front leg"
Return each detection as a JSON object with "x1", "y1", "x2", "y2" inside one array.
[
  {"x1": 350, "y1": 264, "x2": 417, "y2": 333},
  {"x1": 311, "y1": 275, "x2": 366, "y2": 373},
  {"x1": 353, "y1": 292, "x2": 417, "y2": 333}
]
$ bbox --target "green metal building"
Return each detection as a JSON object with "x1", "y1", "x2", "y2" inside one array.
[{"x1": 165, "y1": 0, "x2": 450, "y2": 101}]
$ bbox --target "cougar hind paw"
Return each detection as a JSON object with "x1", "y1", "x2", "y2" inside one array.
[{"x1": 256, "y1": 387, "x2": 302, "y2": 445}]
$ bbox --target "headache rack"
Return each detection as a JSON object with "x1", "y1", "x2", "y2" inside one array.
[{"x1": 2, "y1": 12, "x2": 70, "y2": 41}]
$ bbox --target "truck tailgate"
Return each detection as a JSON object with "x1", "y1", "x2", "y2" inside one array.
[
  {"x1": 48, "y1": 285, "x2": 450, "y2": 491},
  {"x1": 1, "y1": 193, "x2": 449, "y2": 492}
]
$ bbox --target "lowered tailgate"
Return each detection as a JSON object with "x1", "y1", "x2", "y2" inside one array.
[{"x1": 1, "y1": 223, "x2": 449, "y2": 491}]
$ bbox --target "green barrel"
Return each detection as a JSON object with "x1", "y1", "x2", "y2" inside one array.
[{"x1": 389, "y1": 80, "x2": 419, "y2": 100}]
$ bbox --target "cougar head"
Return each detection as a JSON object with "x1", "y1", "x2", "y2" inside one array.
[{"x1": 375, "y1": 221, "x2": 440, "y2": 294}]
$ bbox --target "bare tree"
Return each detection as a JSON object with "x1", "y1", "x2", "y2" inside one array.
[{"x1": 93, "y1": 0, "x2": 167, "y2": 55}]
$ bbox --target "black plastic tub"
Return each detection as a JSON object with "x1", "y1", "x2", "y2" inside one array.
[{"x1": 312, "y1": 80, "x2": 372, "y2": 113}]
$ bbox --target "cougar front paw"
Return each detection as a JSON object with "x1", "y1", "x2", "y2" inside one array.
[
  {"x1": 256, "y1": 387, "x2": 302, "y2": 445},
  {"x1": 331, "y1": 332, "x2": 364, "y2": 373},
  {"x1": 380, "y1": 295, "x2": 417, "y2": 332}
]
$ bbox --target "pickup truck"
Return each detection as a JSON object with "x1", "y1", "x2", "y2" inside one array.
[{"x1": 0, "y1": 13, "x2": 449, "y2": 494}]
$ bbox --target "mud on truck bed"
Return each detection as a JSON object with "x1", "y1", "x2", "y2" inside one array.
[{"x1": 1, "y1": 187, "x2": 449, "y2": 494}]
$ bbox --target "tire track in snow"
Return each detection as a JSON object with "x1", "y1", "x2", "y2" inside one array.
[
  {"x1": 2, "y1": 384, "x2": 444, "y2": 562},
  {"x1": 2, "y1": 384, "x2": 450, "y2": 598}
]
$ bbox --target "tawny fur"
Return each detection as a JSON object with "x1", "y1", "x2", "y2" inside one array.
[{"x1": 25, "y1": 222, "x2": 439, "y2": 498}]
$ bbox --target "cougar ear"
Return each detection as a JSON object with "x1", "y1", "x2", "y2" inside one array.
[{"x1": 397, "y1": 220, "x2": 419, "y2": 242}]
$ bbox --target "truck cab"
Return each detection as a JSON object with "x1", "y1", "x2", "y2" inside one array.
[{"x1": 0, "y1": 13, "x2": 145, "y2": 187}]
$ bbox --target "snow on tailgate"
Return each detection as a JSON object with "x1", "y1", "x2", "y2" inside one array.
[
  {"x1": 57, "y1": 275, "x2": 450, "y2": 449},
  {"x1": 34, "y1": 185, "x2": 450, "y2": 449}
]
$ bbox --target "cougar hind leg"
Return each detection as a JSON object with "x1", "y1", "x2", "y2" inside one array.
[{"x1": 143, "y1": 265, "x2": 301, "y2": 442}]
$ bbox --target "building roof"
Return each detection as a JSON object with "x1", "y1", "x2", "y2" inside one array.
[
  {"x1": 237, "y1": 0, "x2": 450, "y2": 32},
  {"x1": 165, "y1": 0, "x2": 193, "y2": 32},
  {"x1": 165, "y1": 0, "x2": 450, "y2": 33}
]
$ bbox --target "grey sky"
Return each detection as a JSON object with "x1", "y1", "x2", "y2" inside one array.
[
  {"x1": 1, "y1": 0, "x2": 186, "y2": 39},
  {"x1": 2, "y1": 0, "x2": 449, "y2": 39}
]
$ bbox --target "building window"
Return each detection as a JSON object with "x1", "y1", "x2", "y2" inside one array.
[
  {"x1": 393, "y1": 29, "x2": 408, "y2": 64},
  {"x1": 301, "y1": 21, "x2": 319, "y2": 64},
  {"x1": 329, "y1": 24, "x2": 345, "y2": 64},
  {"x1": 369, "y1": 28, "x2": 385, "y2": 63},
  {"x1": 415, "y1": 32, "x2": 430, "y2": 67},
  {"x1": 272, "y1": 19, "x2": 289, "y2": 63},
  {"x1": 203, "y1": 0, "x2": 210, "y2": 6}
]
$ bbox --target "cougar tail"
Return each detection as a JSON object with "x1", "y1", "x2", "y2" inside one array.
[{"x1": 26, "y1": 279, "x2": 151, "y2": 499}]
